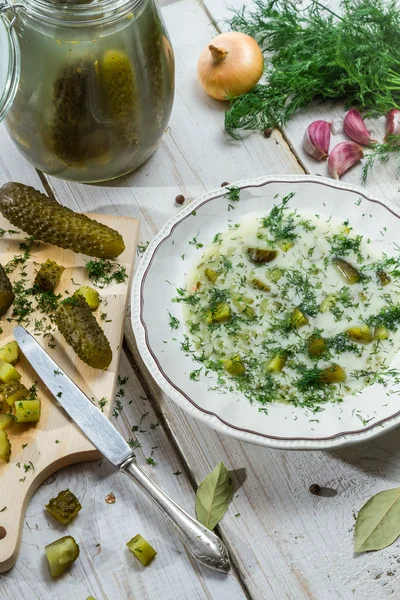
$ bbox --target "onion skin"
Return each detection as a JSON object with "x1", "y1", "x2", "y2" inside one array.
[
  {"x1": 197, "y1": 32, "x2": 264, "y2": 101},
  {"x1": 303, "y1": 120, "x2": 331, "y2": 160}
]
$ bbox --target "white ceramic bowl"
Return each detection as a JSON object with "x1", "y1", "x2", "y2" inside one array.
[{"x1": 131, "y1": 175, "x2": 400, "y2": 449}]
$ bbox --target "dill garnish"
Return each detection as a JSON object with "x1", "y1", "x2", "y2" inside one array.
[
  {"x1": 85, "y1": 259, "x2": 127, "y2": 288},
  {"x1": 226, "y1": 1, "x2": 400, "y2": 136}
]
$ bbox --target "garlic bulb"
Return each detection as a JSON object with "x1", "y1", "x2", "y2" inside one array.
[
  {"x1": 328, "y1": 142, "x2": 364, "y2": 180},
  {"x1": 343, "y1": 109, "x2": 375, "y2": 146},
  {"x1": 303, "y1": 120, "x2": 331, "y2": 160},
  {"x1": 197, "y1": 32, "x2": 264, "y2": 101}
]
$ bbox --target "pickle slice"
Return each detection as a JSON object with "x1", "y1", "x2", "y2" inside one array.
[
  {"x1": 332, "y1": 257, "x2": 361, "y2": 284},
  {"x1": 222, "y1": 354, "x2": 245, "y2": 376},
  {"x1": 45, "y1": 536, "x2": 80, "y2": 578},
  {"x1": 307, "y1": 334, "x2": 327, "y2": 358},
  {"x1": 0, "y1": 414, "x2": 13, "y2": 431},
  {"x1": 34, "y1": 259, "x2": 65, "y2": 292},
  {"x1": 346, "y1": 325, "x2": 374, "y2": 344},
  {"x1": 0, "y1": 264, "x2": 14, "y2": 316},
  {"x1": 54, "y1": 295, "x2": 112, "y2": 369},
  {"x1": 45, "y1": 490, "x2": 82, "y2": 525},
  {"x1": 247, "y1": 248, "x2": 278, "y2": 264},
  {"x1": 0, "y1": 183, "x2": 125, "y2": 258}
]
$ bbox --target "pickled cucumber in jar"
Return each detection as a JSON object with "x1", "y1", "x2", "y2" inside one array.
[
  {"x1": 0, "y1": 183, "x2": 125, "y2": 258},
  {"x1": 51, "y1": 58, "x2": 110, "y2": 168}
]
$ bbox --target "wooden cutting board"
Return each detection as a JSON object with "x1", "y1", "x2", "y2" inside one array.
[{"x1": 0, "y1": 212, "x2": 139, "y2": 573}]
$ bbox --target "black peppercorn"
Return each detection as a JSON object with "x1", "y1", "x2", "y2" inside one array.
[
  {"x1": 175, "y1": 194, "x2": 185, "y2": 205},
  {"x1": 263, "y1": 128, "x2": 273, "y2": 138},
  {"x1": 309, "y1": 483, "x2": 321, "y2": 495},
  {"x1": 221, "y1": 181, "x2": 230, "y2": 187}
]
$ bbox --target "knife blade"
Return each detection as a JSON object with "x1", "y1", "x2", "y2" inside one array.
[
  {"x1": 14, "y1": 325, "x2": 133, "y2": 467},
  {"x1": 13, "y1": 326, "x2": 230, "y2": 573}
]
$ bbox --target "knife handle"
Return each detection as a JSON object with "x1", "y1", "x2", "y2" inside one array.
[{"x1": 120, "y1": 457, "x2": 230, "y2": 573}]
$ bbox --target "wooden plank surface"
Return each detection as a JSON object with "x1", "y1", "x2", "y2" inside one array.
[{"x1": 1, "y1": 0, "x2": 400, "y2": 598}]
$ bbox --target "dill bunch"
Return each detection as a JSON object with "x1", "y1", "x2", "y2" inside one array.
[{"x1": 225, "y1": 0, "x2": 400, "y2": 135}]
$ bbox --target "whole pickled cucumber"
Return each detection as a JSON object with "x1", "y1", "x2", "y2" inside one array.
[
  {"x1": 0, "y1": 264, "x2": 14, "y2": 316},
  {"x1": 54, "y1": 295, "x2": 112, "y2": 369},
  {"x1": 51, "y1": 58, "x2": 109, "y2": 167},
  {"x1": 0, "y1": 183, "x2": 125, "y2": 258},
  {"x1": 100, "y1": 50, "x2": 139, "y2": 146}
]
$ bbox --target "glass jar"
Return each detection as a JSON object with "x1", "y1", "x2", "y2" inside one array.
[{"x1": 0, "y1": 0, "x2": 175, "y2": 183}]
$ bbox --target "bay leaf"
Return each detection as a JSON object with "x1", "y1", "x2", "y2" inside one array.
[
  {"x1": 195, "y1": 462, "x2": 234, "y2": 530},
  {"x1": 355, "y1": 487, "x2": 400, "y2": 553}
]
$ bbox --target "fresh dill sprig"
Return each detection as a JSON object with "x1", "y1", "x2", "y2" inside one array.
[
  {"x1": 226, "y1": 0, "x2": 400, "y2": 135},
  {"x1": 362, "y1": 137, "x2": 400, "y2": 183}
]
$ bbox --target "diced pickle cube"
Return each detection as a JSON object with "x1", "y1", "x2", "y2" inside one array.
[
  {"x1": 0, "y1": 341, "x2": 19, "y2": 364},
  {"x1": 377, "y1": 270, "x2": 391, "y2": 286},
  {"x1": 45, "y1": 536, "x2": 80, "y2": 578},
  {"x1": 205, "y1": 268, "x2": 218, "y2": 283},
  {"x1": 307, "y1": 334, "x2": 327, "y2": 358},
  {"x1": 320, "y1": 294, "x2": 336, "y2": 313},
  {"x1": 222, "y1": 354, "x2": 245, "y2": 376},
  {"x1": 268, "y1": 268, "x2": 284, "y2": 282},
  {"x1": 14, "y1": 399, "x2": 41, "y2": 423},
  {"x1": 0, "y1": 360, "x2": 21, "y2": 384},
  {"x1": 0, "y1": 414, "x2": 13, "y2": 431},
  {"x1": 252, "y1": 278, "x2": 270, "y2": 292},
  {"x1": 265, "y1": 354, "x2": 286, "y2": 373},
  {"x1": 0, "y1": 429, "x2": 11, "y2": 462},
  {"x1": 277, "y1": 240, "x2": 294, "y2": 252},
  {"x1": 247, "y1": 248, "x2": 278, "y2": 264},
  {"x1": 346, "y1": 325, "x2": 373, "y2": 344},
  {"x1": 127, "y1": 534, "x2": 157, "y2": 566},
  {"x1": 75, "y1": 286, "x2": 100, "y2": 311},
  {"x1": 205, "y1": 302, "x2": 230, "y2": 324},
  {"x1": 318, "y1": 364, "x2": 346, "y2": 384},
  {"x1": 0, "y1": 381, "x2": 29, "y2": 407},
  {"x1": 34, "y1": 259, "x2": 65, "y2": 291},
  {"x1": 332, "y1": 257, "x2": 361, "y2": 284},
  {"x1": 290, "y1": 308, "x2": 308, "y2": 328},
  {"x1": 259, "y1": 298, "x2": 271, "y2": 313},
  {"x1": 374, "y1": 325, "x2": 389, "y2": 340},
  {"x1": 45, "y1": 490, "x2": 82, "y2": 525}
]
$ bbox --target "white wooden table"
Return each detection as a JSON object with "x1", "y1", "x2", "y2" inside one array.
[{"x1": 1, "y1": 1, "x2": 400, "y2": 598}]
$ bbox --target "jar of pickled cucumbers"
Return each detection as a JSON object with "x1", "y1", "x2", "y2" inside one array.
[{"x1": 0, "y1": 0, "x2": 175, "y2": 183}]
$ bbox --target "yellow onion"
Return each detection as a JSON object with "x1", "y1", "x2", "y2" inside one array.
[{"x1": 197, "y1": 32, "x2": 264, "y2": 101}]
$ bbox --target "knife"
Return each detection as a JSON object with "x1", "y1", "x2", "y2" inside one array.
[{"x1": 13, "y1": 326, "x2": 230, "y2": 573}]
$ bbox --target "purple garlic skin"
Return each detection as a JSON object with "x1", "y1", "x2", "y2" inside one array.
[
  {"x1": 343, "y1": 109, "x2": 375, "y2": 146},
  {"x1": 328, "y1": 142, "x2": 364, "y2": 180},
  {"x1": 385, "y1": 109, "x2": 400, "y2": 141},
  {"x1": 303, "y1": 120, "x2": 331, "y2": 160}
]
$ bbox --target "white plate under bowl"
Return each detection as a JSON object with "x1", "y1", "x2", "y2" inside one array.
[{"x1": 131, "y1": 175, "x2": 400, "y2": 450}]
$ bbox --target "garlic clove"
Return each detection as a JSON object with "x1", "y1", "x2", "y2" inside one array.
[
  {"x1": 385, "y1": 109, "x2": 400, "y2": 140},
  {"x1": 303, "y1": 120, "x2": 331, "y2": 160},
  {"x1": 343, "y1": 109, "x2": 375, "y2": 146},
  {"x1": 328, "y1": 142, "x2": 364, "y2": 180}
]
